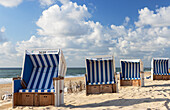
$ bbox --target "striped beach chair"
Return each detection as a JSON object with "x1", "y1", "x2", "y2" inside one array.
[
  {"x1": 151, "y1": 58, "x2": 169, "y2": 80},
  {"x1": 120, "y1": 59, "x2": 144, "y2": 86},
  {"x1": 12, "y1": 49, "x2": 67, "y2": 107},
  {"x1": 85, "y1": 55, "x2": 118, "y2": 95}
]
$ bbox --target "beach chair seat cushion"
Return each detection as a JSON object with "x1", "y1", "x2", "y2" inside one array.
[
  {"x1": 121, "y1": 78, "x2": 141, "y2": 80},
  {"x1": 19, "y1": 89, "x2": 55, "y2": 93},
  {"x1": 87, "y1": 81, "x2": 115, "y2": 85},
  {"x1": 153, "y1": 73, "x2": 170, "y2": 75}
]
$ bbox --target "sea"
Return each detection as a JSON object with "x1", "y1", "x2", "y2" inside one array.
[{"x1": 0, "y1": 68, "x2": 151, "y2": 84}]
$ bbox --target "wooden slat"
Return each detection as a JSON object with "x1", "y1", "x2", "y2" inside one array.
[
  {"x1": 40, "y1": 95, "x2": 52, "y2": 106},
  {"x1": 53, "y1": 77, "x2": 64, "y2": 80},
  {"x1": 22, "y1": 94, "x2": 34, "y2": 106},
  {"x1": 86, "y1": 84, "x2": 117, "y2": 95},
  {"x1": 100, "y1": 84, "x2": 112, "y2": 93},
  {"x1": 13, "y1": 77, "x2": 21, "y2": 80},
  {"x1": 120, "y1": 80, "x2": 141, "y2": 86},
  {"x1": 21, "y1": 79, "x2": 27, "y2": 89},
  {"x1": 153, "y1": 75, "x2": 170, "y2": 80}
]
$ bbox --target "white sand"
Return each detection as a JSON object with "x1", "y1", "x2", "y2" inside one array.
[{"x1": 1, "y1": 72, "x2": 170, "y2": 110}]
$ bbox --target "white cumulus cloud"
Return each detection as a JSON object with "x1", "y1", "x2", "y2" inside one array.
[
  {"x1": 16, "y1": 1, "x2": 170, "y2": 67},
  {"x1": 1, "y1": 1, "x2": 170, "y2": 67},
  {"x1": 36, "y1": 2, "x2": 91, "y2": 36},
  {"x1": 0, "y1": 0, "x2": 22, "y2": 7},
  {"x1": 39, "y1": 0, "x2": 55, "y2": 6},
  {"x1": 135, "y1": 6, "x2": 170, "y2": 27}
]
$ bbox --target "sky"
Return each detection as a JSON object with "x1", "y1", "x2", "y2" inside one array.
[{"x1": 0, "y1": 0, "x2": 170, "y2": 67}]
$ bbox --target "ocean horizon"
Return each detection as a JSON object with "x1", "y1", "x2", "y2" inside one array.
[{"x1": 0, "y1": 67, "x2": 151, "y2": 84}]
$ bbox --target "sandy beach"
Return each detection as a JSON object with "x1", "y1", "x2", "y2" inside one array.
[{"x1": 0, "y1": 72, "x2": 170, "y2": 110}]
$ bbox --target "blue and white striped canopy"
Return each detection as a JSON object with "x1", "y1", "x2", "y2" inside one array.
[
  {"x1": 85, "y1": 55, "x2": 116, "y2": 85},
  {"x1": 152, "y1": 58, "x2": 169, "y2": 75},
  {"x1": 120, "y1": 59, "x2": 142, "y2": 80},
  {"x1": 21, "y1": 50, "x2": 60, "y2": 89}
]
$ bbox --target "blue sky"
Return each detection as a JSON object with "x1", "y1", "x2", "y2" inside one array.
[{"x1": 0, "y1": 0, "x2": 170, "y2": 67}]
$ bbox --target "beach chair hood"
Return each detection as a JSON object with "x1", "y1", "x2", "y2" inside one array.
[
  {"x1": 85, "y1": 55, "x2": 116, "y2": 85},
  {"x1": 20, "y1": 49, "x2": 67, "y2": 90},
  {"x1": 120, "y1": 59, "x2": 143, "y2": 80},
  {"x1": 151, "y1": 58, "x2": 169, "y2": 75}
]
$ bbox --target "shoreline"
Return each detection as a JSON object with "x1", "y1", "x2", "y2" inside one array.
[
  {"x1": 0, "y1": 76, "x2": 85, "y2": 85},
  {"x1": 0, "y1": 70, "x2": 152, "y2": 84}
]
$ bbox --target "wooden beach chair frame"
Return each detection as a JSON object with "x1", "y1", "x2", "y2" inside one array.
[
  {"x1": 85, "y1": 55, "x2": 118, "y2": 95},
  {"x1": 12, "y1": 49, "x2": 67, "y2": 107},
  {"x1": 119, "y1": 59, "x2": 144, "y2": 87},
  {"x1": 151, "y1": 58, "x2": 169, "y2": 80}
]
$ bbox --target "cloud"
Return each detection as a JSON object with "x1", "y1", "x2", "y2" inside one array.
[
  {"x1": 123, "y1": 16, "x2": 130, "y2": 26},
  {"x1": 0, "y1": 0, "x2": 22, "y2": 7},
  {"x1": 39, "y1": 0, "x2": 55, "y2": 6},
  {"x1": 36, "y1": 2, "x2": 91, "y2": 36},
  {"x1": 0, "y1": 27, "x2": 19, "y2": 66},
  {"x1": 0, "y1": 0, "x2": 168, "y2": 67},
  {"x1": 135, "y1": 6, "x2": 170, "y2": 27},
  {"x1": 0, "y1": 41, "x2": 20, "y2": 67},
  {"x1": 0, "y1": 26, "x2": 6, "y2": 32},
  {"x1": 0, "y1": 26, "x2": 7, "y2": 42},
  {"x1": 16, "y1": 1, "x2": 170, "y2": 67},
  {"x1": 58, "y1": 0, "x2": 70, "y2": 5}
]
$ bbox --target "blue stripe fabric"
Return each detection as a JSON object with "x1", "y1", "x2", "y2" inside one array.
[
  {"x1": 121, "y1": 61, "x2": 141, "y2": 80},
  {"x1": 109, "y1": 60, "x2": 113, "y2": 82},
  {"x1": 22, "y1": 55, "x2": 34, "y2": 85},
  {"x1": 100, "y1": 60, "x2": 103, "y2": 82},
  {"x1": 153, "y1": 59, "x2": 169, "y2": 75},
  {"x1": 86, "y1": 57, "x2": 115, "y2": 85},
  {"x1": 96, "y1": 61, "x2": 99, "y2": 82},
  {"x1": 153, "y1": 60, "x2": 156, "y2": 73},
  {"x1": 86, "y1": 59, "x2": 90, "y2": 85},
  {"x1": 91, "y1": 60, "x2": 95, "y2": 83},
  {"x1": 132, "y1": 63, "x2": 134, "y2": 78},
  {"x1": 30, "y1": 66, "x2": 39, "y2": 89},
  {"x1": 42, "y1": 67, "x2": 50, "y2": 89},
  {"x1": 129, "y1": 63, "x2": 131, "y2": 79},
  {"x1": 35, "y1": 55, "x2": 44, "y2": 89},
  {"x1": 22, "y1": 53, "x2": 59, "y2": 91},
  {"x1": 121, "y1": 61, "x2": 125, "y2": 80},
  {"x1": 56, "y1": 54, "x2": 59, "y2": 64},
  {"x1": 105, "y1": 60, "x2": 108, "y2": 82},
  {"x1": 156, "y1": 60, "x2": 158, "y2": 73},
  {"x1": 126, "y1": 63, "x2": 128, "y2": 79},
  {"x1": 14, "y1": 80, "x2": 23, "y2": 93},
  {"x1": 135, "y1": 62, "x2": 138, "y2": 78}
]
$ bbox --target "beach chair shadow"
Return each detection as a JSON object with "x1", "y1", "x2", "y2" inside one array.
[
  {"x1": 12, "y1": 49, "x2": 67, "y2": 107},
  {"x1": 64, "y1": 98, "x2": 169, "y2": 109},
  {"x1": 145, "y1": 84, "x2": 170, "y2": 87}
]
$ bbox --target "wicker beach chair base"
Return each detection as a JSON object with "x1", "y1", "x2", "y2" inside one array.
[
  {"x1": 86, "y1": 84, "x2": 117, "y2": 95},
  {"x1": 153, "y1": 75, "x2": 170, "y2": 80},
  {"x1": 13, "y1": 93, "x2": 54, "y2": 106},
  {"x1": 120, "y1": 79, "x2": 142, "y2": 86}
]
